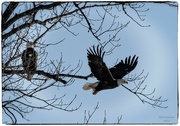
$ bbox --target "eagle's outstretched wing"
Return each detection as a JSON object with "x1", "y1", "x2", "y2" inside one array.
[
  {"x1": 87, "y1": 45, "x2": 115, "y2": 82},
  {"x1": 110, "y1": 55, "x2": 138, "y2": 79}
]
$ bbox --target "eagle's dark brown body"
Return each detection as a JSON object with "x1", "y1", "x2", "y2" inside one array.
[{"x1": 21, "y1": 45, "x2": 37, "y2": 80}]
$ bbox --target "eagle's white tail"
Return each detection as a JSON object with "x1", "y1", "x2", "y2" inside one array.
[{"x1": 83, "y1": 82, "x2": 98, "y2": 90}]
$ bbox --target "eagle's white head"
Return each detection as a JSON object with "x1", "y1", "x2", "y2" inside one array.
[
  {"x1": 26, "y1": 42, "x2": 34, "y2": 48},
  {"x1": 117, "y1": 79, "x2": 128, "y2": 86}
]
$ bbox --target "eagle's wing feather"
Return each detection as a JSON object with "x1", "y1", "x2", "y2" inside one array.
[
  {"x1": 87, "y1": 45, "x2": 114, "y2": 82},
  {"x1": 110, "y1": 55, "x2": 138, "y2": 79}
]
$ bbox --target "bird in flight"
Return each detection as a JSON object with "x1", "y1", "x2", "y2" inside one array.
[{"x1": 83, "y1": 45, "x2": 138, "y2": 95}]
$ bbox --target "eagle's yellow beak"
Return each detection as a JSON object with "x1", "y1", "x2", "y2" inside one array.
[{"x1": 125, "y1": 81, "x2": 128, "y2": 84}]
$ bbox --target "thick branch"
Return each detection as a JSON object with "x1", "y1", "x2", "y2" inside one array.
[
  {"x1": 36, "y1": 70, "x2": 67, "y2": 84},
  {"x1": 3, "y1": 20, "x2": 46, "y2": 40},
  {"x1": 3, "y1": 69, "x2": 67, "y2": 84},
  {"x1": 2, "y1": 2, "x2": 64, "y2": 31},
  {"x1": 2, "y1": 2, "x2": 19, "y2": 26},
  {"x1": 2, "y1": 2, "x2": 124, "y2": 39},
  {"x1": 3, "y1": 69, "x2": 90, "y2": 84}
]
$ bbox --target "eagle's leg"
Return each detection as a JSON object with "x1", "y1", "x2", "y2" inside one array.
[{"x1": 92, "y1": 90, "x2": 99, "y2": 95}]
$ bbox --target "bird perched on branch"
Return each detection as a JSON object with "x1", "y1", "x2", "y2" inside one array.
[
  {"x1": 21, "y1": 42, "x2": 37, "y2": 80},
  {"x1": 83, "y1": 45, "x2": 138, "y2": 95}
]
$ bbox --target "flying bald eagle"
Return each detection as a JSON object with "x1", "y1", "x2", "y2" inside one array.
[
  {"x1": 21, "y1": 42, "x2": 37, "y2": 80},
  {"x1": 83, "y1": 45, "x2": 138, "y2": 95}
]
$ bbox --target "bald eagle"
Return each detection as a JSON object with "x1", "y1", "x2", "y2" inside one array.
[
  {"x1": 83, "y1": 45, "x2": 138, "y2": 95},
  {"x1": 21, "y1": 42, "x2": 37, "y2": 80}
]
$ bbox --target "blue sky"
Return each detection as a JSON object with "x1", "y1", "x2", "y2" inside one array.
[{"x1": 2, "y1": 2, "x2": 178, "y2": 124}]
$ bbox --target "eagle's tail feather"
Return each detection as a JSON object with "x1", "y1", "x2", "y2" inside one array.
[
  {"x1": 27, "y1": 71, "x2": 33, "y2": 81},
  {"x1": 83, "y1": 82, "x2": 98, "y2": 90},
  {"x1": 83, "y1": 83, "x2": 92, "y2": 90}
]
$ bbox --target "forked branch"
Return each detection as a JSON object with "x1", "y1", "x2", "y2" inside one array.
[{"x1": 122, "y1": 73, "x2": 168, "y2": 108}]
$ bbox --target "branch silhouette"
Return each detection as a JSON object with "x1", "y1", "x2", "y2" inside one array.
[{"x1": 122, "y1": 72, "x2": 168, "y2": 108}]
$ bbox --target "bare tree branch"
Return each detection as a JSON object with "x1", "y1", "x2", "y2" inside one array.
[
  {"x1": 84, "y1": 102, "x2": 99, "y2": 124},
  {"x1": 122, "y1": 73, "x2": 168, "y2": 108},
  {"x1": 74, "y1": 2, "x2": 100, "y2": 41},
  {"x1": 122, "y1": 3, "x2": 150, "y2": 27},
  {"x1": 2, "y1": 2, "x2": 19, "y2": 27}
]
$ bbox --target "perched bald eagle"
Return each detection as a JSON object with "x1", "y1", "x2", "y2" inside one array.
[
  {"x1": 21, "y1": 42, "x2": 37, "y2": 80},
  {"x1": 83, "y1": 45, "x2": 138, "y2": 95}
]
